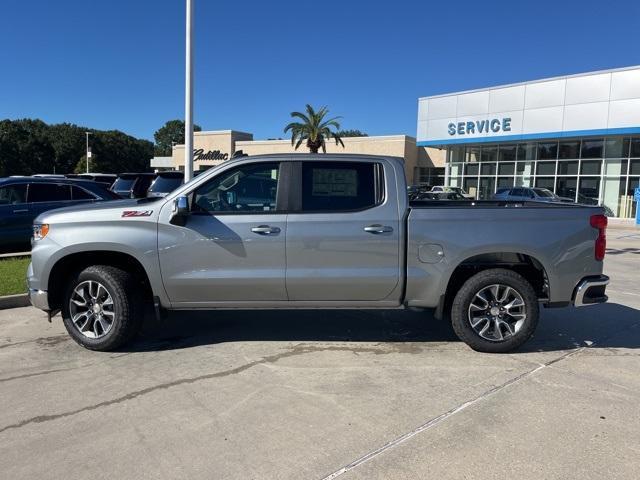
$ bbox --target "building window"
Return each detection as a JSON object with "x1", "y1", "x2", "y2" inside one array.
[
  {"x1": 497, "y1": 177, "x2": 514, "y2": 189},
  {"x1": 536, "y1": 161, "x2": 556, "y2": 176},
  {"x1": 535, "y1": 177, "x2": 555, "y2": 190},
  {"x1": 498, "y1": 145, "x2": 517, "y2": 161},
  {"x1": 580, "y1": 160, "x2": 601, "y2": 176},
  {"x1": 480, "y1": 146, "x2": 497, "y2": 162},
  {"x1": 480, "y1": 163, "x2": 496, "y2": 176},
  {"x1": 537, "y1": 142, "x2": 558, "y2": 160},
  {"x1": 445, "y1": 136, "x2": 637, "y2": 218},
  {"x1": 630, "y1": 138, "x2": 640, "y2": 158},
  {"x1": 478, "y1": 177, "x2": 495, "y2": 200},
  {"x1": 559, "y1": 141, "x2": 580, "y2": 159},
  {"x1": 498, "y1": 162, "x2": 515, "y2": 175},
  {"x1": 463, "y1": 178, "x2": 478, "y2": 198},
  {"x1": 465, "y1": 147, "x2": 481, "y2": 162},
  {"x1": 556, "y1": 177, "x2": 577, "y2": 200},
  {"x1": 578, "y1": 178, "x2": 600, "y2": 205},
  {"x1": 465, "y1": 163, "x2": 479, "y2": 176},
  {"x1": 517, "y1": 143, "x2": 536, "y2": 160},
  {"x1": 581, "y1": 139, "x2": 604, "y2": 159},
  {"x1": 448, "y1": 146, "x2": 465, "y2": 163},
  {"x1": 557, "y1": 160, "x2": 579, "y2": 175},
  {"x1": 604, "y1": 138, "x2": 630, "y2": 158}
]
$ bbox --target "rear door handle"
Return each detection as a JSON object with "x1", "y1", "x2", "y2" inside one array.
[
  {"x1": 251, "y1": 225, "x2": 281, "y2": 235},
  {"x1": 12, "y1": 209, "x2": 28, "y2": 213},
  {"x1": 364, "y1": 224, "x2": 393, "y2": 234}
]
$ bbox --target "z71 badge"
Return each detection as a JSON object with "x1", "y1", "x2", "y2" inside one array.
[{"x1": 121, "y1": 210, "x2": 153, "y2": 217}]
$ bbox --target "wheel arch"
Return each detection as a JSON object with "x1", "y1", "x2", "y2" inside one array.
[
  {"x1": 47, "y1": 250, "x2": 153, "y2": 312},
  {"x1": 439, "y1": 252, "x2": 550, "y2": 319}
]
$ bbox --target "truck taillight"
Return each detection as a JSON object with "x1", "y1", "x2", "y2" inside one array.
[{"x1": 590, "y1": 214, "x2": 607, "y2": 261}]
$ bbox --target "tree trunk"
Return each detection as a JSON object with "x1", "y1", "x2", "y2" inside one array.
[{"x1": 307, "y1": 138, "x2": 320, "y2": 153}]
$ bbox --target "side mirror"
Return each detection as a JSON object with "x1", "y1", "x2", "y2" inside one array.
[{"x1": 170, "y1": 195, "x2": 189, "y2": 226}]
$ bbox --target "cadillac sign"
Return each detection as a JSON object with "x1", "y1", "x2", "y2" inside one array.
[{"x1": 193, "y1": 148, "x2": 229, "y2": 161}]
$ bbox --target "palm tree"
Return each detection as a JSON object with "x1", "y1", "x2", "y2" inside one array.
[{"x1": 284, "y1": 104, "x2": 345, "y2": 153}]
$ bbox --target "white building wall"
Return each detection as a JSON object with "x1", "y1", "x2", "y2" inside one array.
[{"x1": 417, "y1": 65, "x2": 640, "y2": 145}]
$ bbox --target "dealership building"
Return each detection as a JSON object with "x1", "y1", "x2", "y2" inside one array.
[
  {"x1": 417, "y1": 65, "x2": 640, "y2": 218},
  {"x1": 155, "y1": 65, "x2": 640, "y2": 218},
  {"x1": 152, "y1": 131, "x2": 446, "y2": 185}
]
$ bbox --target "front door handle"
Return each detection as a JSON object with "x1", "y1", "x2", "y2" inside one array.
[
  {"x1": 12, "y1": 209, "x2": 28, "y2": 213},
  {"x1": 251, "y1": 225, "x2": 281, "y2": 235},
  {"x1": 364, "y1": 224, "x2": 393, "y2": 234}
]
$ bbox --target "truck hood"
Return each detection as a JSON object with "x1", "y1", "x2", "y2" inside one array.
[{"x1": 35, "y1": 198, "x2": 164, "y2": 224}]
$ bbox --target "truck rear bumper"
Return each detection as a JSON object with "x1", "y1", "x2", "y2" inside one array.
[{"x1": 573, "y1": 275, "x2": 609, "y2": 307}]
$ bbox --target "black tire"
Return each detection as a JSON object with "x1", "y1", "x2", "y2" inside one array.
[
  {"x1": 61, "y1": 265, "x2": 143, "y2": 351},
  {"x1": 450, "y1": 268, "x2": 539, "y2": 353}
]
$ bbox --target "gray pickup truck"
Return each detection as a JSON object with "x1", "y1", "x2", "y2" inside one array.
[{"x1": 27, "y1": 154, "x2": 609, "y2": 353}]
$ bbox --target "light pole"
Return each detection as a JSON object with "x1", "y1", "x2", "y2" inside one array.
[
  {"x1": 184, "y1": 0, "x2": 194, "y2": 182},
  {"x1": 85, "y1": 131, "x2": 92, "y2": 173}
]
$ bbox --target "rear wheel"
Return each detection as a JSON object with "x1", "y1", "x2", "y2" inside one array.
[
  {"x1": 61, "y1": 265, "x2": 143, "y2": 351},
  {"x1": 451, "y1": 268, "x2": 539, "y2": 353}
]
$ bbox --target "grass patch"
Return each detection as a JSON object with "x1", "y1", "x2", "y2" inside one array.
[{"x1": 0, "y1": 257, "x2": 30, "y2": 296}]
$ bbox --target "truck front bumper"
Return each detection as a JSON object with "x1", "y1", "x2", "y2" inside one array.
[
  {"x1": 29, "y1": 288, "x2": 50, "y2": 311},
  {"x1": 573, "y1": 275, "x2": 609, "y2": 307}
]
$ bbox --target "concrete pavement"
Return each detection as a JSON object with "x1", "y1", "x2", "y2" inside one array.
[{"x1": 0, "y1": 227, "x2": 638, "y2": 479}]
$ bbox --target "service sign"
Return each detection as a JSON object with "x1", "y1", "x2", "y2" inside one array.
[{"x1": 448, "y1": 117, "x2": 512, "y2": 136}]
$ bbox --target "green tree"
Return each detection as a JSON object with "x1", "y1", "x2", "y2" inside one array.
[
  {"x1": 153, "y1": 119, "x2": 202, "y2": 156},
  {"x1": 73, "y1": 130, "x2": 154, "y2": 173},
  {"x1": 336, "y1": 129, "x2": 367, "y2": 137},
  {"x1": 46, "y1": 123, "x2": 89, "y2": 173},
  {"x1": 284, "y1": 105, "x2": 345, "y2": 153},
  {"x1": 0, "y1": 119, "x2": 54, "y2": 175}
]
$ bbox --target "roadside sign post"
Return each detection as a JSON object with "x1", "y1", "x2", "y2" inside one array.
[{"x1": 635, "y1": 188, "x2": 640, "y2": 226}]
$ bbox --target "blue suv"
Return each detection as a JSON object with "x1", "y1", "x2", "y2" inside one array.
[{"x1": 0, "y1": 177, "x2": 119, "y2": 252}]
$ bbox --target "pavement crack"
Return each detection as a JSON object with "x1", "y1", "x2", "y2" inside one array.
[
  {"x1": 0, "y1": 367, "x2": 78, "y2": 383},
  {"x1": 319, "y1": 346, "x2": 586, "y2": 480},
  {"x1": 0, "y1": 343, "x2": 389, "y2": 435}
]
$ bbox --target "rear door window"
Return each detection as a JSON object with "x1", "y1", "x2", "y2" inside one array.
[
  {"x1": 28, "y1": 183, "x2": 71, "y2": 203},
  {"x1": 301, "y1": 162, "x2": 381, "y2": 212},
  {"x1": 71, "y1": 186, "x2": 96, "y2": 200},
  {"x1": 0, "y1": 184, "x2": 27, "y2": 205}
]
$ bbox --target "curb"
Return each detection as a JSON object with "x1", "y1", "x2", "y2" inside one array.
[
  {"x1": 0, "y1": 294, "x2": 30, "y2": 310},
  {"x1": 0, "y1": 251, "x2": 30, "y2": 259}
]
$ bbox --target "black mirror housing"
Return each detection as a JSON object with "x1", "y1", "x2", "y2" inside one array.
[{"x1": 170, "y1": 196, "x2": 189, "y2": 226}]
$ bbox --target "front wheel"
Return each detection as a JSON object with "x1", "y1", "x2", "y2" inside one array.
[
  {"x1": 61, "y1": 265, "x2": 143, "y2": 351},
  {"x1": 450, "y1": 268, "x2": 539, "y2": 353}
]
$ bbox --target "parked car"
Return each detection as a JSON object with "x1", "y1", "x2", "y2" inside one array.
[
  {"x1": 147, "y1": 171, "x2": 184, "y2": 198},
  {"x1": 110, "y1": 173, "x2": 156, "y2": 198},
  {"x1": 413, "y1": 191, "x2": 467, "y2": 201},
  {"x1": 493, "y1": 187, "x2": 573, "y2": 203},
  {"x1": 430, "y1": 186, "x2": 474, "y2": 199},
  {"x1": 407, "y1": 184, "x2": 433, "y2": 200},
  {"x1": 0, "y1": 177, "x2": 119, "y2": 252},
  {"x1": 75, "y1": 173, "x2": 117, "y2": 188},
  {"x1": 28, "y1": 154, "x2": 609, "y2": 353}
]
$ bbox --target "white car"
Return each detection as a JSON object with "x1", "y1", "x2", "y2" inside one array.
[{"x1": 430, "y1": 186, "x2": 474, "y2": 199}]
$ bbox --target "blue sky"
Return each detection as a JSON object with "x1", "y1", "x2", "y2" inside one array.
[{"x1": 1, "y1": 0, "x2": 639, "y2": 142}]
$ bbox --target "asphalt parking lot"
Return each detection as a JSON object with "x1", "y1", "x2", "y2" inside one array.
[{"x1": 1, "y1": 226, "x2": 639, "y2": 479}]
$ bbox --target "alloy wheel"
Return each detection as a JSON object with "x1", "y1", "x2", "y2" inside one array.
[
  {"x1": 68, "y1": 280, "x2": 116, "y2": 339},
  {"x1": 467, "y1": 284, "x2": 526, "y2": 342}
]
